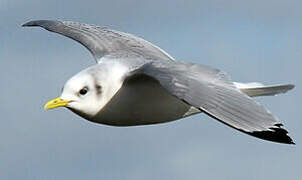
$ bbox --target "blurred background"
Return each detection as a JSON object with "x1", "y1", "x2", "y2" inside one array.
[{"x1": 1, "y1": 0, "x2": 301, "y2": 179}]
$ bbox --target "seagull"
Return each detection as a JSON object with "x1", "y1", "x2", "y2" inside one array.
[{"x1": 23, "y1": 20, "x2": 295, "y2": 144}]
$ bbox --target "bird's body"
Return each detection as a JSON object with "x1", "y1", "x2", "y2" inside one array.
[
  {"x1": 66, "y1": 59, "x2": 198, "y2": 126},
  {"x1": 23, "y1": 20, "x2": 295, "y2": 144},
  {"x1": 90, "y1": 64, "x2": 194, "y2": 126}
]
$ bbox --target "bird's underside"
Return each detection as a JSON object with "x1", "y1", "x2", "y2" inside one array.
[
  {"x1": 90, "y1": 73, "x2": 199, "y2": 126},
  {"x1": 22, "y1": 19, "x2": 295, "y2": 144}
]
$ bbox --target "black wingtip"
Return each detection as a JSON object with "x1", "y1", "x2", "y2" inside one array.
[
  {"x1": 22, "y1": 20, "x2": 60, "y2": 28},
  {"x1": 248, "y1": 124, "x2": 295, "y2": 145}
]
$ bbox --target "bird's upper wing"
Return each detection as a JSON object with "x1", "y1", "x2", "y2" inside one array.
[
  {"x1": 130, "y1": 60, "x2": 294, "y2": 144},
  {"x1": 22, "y1": 20, "x2": 175, "y2": 63}
]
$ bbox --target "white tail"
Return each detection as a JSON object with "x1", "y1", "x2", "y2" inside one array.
[{"x1": 234, "y1": 82, "x2": 295, "y2": 97}]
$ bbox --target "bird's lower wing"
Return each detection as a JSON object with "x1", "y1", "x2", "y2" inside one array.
[{"x1": 132, "y1": 61, "x2": 294, "y2": 144}]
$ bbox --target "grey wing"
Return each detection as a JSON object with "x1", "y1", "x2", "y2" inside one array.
[
  {"x1": 135, "y1": 61, "x2": 294, "y2": 144},
  {"x1": 22, "y1": 20, "x2": 174, "y2": 62}
]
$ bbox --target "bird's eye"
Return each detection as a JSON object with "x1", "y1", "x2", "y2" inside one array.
[{"x1": 79, "y1": 87, "x2": 88, "y2": 95}]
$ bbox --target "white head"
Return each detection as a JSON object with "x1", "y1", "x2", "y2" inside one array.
[{"x1": 44, "y1": 63, "x2": 127, "y2": 119}]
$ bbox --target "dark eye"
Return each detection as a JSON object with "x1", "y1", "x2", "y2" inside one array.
[{"x1": 79, "y1": 87, "x2": 88, "y2": 95}]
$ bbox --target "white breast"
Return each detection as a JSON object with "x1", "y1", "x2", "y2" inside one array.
[{"x1": 90, "y1": 74, "x2": 201, "y2": 126}]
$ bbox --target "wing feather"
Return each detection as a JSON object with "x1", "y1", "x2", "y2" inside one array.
[
  {"x1": 22, "y1": 20, "x2": 175, "y2": 62},
  {"x1": 137, "y1": 61, "x2": 294, "y2": 144}
]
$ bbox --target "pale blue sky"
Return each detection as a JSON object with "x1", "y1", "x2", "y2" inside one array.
[{"x1": 1, "y1": 0, "x2": 301, "y2": 179}]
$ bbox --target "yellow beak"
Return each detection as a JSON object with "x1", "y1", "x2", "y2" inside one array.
[{"x1": 44, "y1": 97, "x2": 71, "y2": 110}]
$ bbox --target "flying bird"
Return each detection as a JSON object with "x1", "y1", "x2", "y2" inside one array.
[{"x1": 23, "y1": 20, "x2": 295, "y2": 144}]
